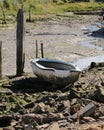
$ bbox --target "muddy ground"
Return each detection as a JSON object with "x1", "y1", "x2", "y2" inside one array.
[
  {"x1": 0, "y1": 13, "x2": 104, "y2": 75},
  {"x1": 0, "y1": 14, "x2": 104, "y2": 130}
]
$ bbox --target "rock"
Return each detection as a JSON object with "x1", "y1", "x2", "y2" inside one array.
[
  {"x1": 11, "y1": 103, "x2": 25, "y2": 113},
  {"x1": 38, "y1": 124, "x2": 49, "y2": 129},
  {"x1": 98, "y1": 116, "x2": 104, "y2": 120},
  {"x1": 24, "y1": 102, "x2": 34, "y2": 109},
  {"x1": 89, "y1": 62, "x2": 96, "y2": 69},
  {"x1": 62, "y1": 100, "x2": 70, "y2": 108},
  {"x1": 34, "y1": 102, "x2": 51, "y2": 113},
  {"x1": 70, "y1": 98, "x2": 78, "y2": 105},
  {"x1": 58, "y1": 120, "x2": 70, "y2": 128},
  {"x1": 24, "y1": 124, "x2": 34, "y2": 130},
  {"x1": 57, "y1": 93, "x2": 68, "y2": 100},
  {"x1": 47, "y1": 113, "x2": 65, "y2": 122},
  {"x1": 83, "y1": 116, "x2": 96, "y2": 122},
  {"x1": 98, "y1": 87, "x2": 104, "y2": 102},
  {"x1": 15, "y1": 125, "x2": 23, "y2": 130},
  {"x1": 0, "y1": 89, "x2": 12, "y2": 95},
  {"x1": 3, "y1": 127, "x2": 15, "y2": 130},
  {"x1": 0, "y1": 115, "x2": 13, "y2": 127},
  {"x1": 10, "y1": 120, "x2": 17, "y2": 127},
  {"x1": 0, "y1": 103, "x2": 6, "y2": 111},
  {"x1": 22, "y1": 113, "x2": 46, "y2": 124},
  {"x1": 49, "y1": 122, "x2": 59, "y2": 130},
  {"x1": 70, "y1": 88, "x2": 81, "y2": 98},
  {"x1": 80, "y1": 124, "x2": 104, "y2": 130},
  {"x1": 3, "y1": 126, "x2": 15, "y2": 130}
]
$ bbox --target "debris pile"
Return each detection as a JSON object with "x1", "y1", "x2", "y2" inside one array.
[{"x1": 0, "y1": 62, "x2": 104, "y2": 130}]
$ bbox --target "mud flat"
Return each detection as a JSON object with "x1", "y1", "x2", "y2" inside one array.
[{"x1": 0, "y1": 14, "x2": 104, "y2": 75}]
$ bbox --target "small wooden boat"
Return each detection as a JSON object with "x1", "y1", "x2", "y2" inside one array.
[{"x1": 30, "y1": 58, "x2": 81, "y2": 86}]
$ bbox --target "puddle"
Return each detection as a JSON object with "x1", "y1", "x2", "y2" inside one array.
[
  {"x1": 75, "y1": 22, "x2": 104, "y2": 70},
  {"x1": 80, "y1": 40, "x2": 103, "y2": 50},
  {"x1": 88, "y1": 22, "x2": 101, "y2": 32},
  {"x1": 80, "y1": 22, "x2": 104, "y2": 50},
  {"x1": 74, "y1": 54, "x2": 104, "y2": 70}
]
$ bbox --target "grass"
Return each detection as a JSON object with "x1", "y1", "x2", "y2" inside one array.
[
  {"x1": 0, "y1": 1, "x2": 104, "y2": 23},
  {"x1": 24, "y1": 2, "x2": 104, "y2": 15}
]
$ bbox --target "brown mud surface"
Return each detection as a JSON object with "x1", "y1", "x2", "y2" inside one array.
[{"x1": 0, "y1": 14, "x2": 104, "y2": 75}]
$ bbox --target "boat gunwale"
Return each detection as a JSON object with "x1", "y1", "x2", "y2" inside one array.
[{"x1": 30, "y1": 58, "x2": 81, "y2": 72}]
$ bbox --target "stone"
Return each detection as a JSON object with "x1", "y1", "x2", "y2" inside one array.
[
  {"x1": 0, "y1": 89, "x2": 12, "y2": 95},
  {"x1": 47, "y1": 113, "x2": 65, "y2": 122},
  {"x1": 0, "y1": 115, "x2": 13, "y2": 127},
  {"x1": 24, "y1": 124, "x2": 34, "y2": 130},
  {"x1": 49, "y1": 122, "x2": 59, "y2": 130},
  {"x1": 98, "y1": 87, "x2": 104, "y2": 102},
  {"x1": 99, "y1": 116, "x2": 104, "y2": 120},
  {"x1": 83, "y1": 116, "x2": 96, "y2": 122},
  {"x1": 3, "y1": 126, "x2": 15, "y2": 130},
  {"x1": 22, "y1": 113, "x2": 46, "y2": 124},
  {"x1": 0, "y1": 103, "x2": 6, "y2": 111},
  {"x1": 24, "y1": 102, "x2": 34, "y2": 109},
  {"x1": 15, "y1": 125, "x2": 23, "y2": 130}
]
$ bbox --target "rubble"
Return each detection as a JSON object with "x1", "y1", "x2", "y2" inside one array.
[{"x1": 0, "y1": 63, "x2": 104, "y2": 129}]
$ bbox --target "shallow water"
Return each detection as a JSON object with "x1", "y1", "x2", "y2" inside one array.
[
  {"x1": 80, "y1": 40, "x2": 103, "y2": 50},
  {"x1": 74, "y1": 22, "x2": 104, "y2": 70},
  {"x1": 74, "y1": 54, "x2": 104, "y2": 70},
  {"x1": 80, "y1": 22, "x2": 104, "y2": 50},
  {"x1": 88, "y1": 22, "x2": 101, "y2": 32}
]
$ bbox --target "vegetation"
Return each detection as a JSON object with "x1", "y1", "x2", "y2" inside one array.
[{"x1": 0, "y1": 0, "x2": 104, "y2": 23}]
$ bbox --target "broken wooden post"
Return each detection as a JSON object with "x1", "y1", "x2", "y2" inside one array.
[
  {"x1": 71, "y1": 103, "x2": 96, "y2": 120},
  {"x1": 0, "y1": 41, "x2": 2, "y2": 78},
  {"x1": 16, "y1": 9, "x2": 25, "y2": 76},
  {"x1": 36, "y1": 40, "x2": 38, "y2": 58},
  {"x1": 41, "y1": 43, "x2": 44, "y2": 58}
]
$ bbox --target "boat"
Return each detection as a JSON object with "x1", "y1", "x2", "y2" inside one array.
[{"x1": 30, "y1": 58, "x2": 81, "y2": 86}]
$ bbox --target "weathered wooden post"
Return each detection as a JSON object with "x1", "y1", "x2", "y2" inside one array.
[
  {"x1": 0, "y1": 41, "x2": 2, "y2": 78},
  {"x1": 41, "y1": 43, "x2": 44, "y2": 58},
  {"x1": 16, "y1": 9, "x2": 25, "y2": 76},
  {"x1": 36, "y1": 40, "x2": 38, "y2": 58}
]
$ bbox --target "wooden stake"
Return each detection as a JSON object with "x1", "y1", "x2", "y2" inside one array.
[
  {"x1": 16, "y1": 9, "x2": 25, "y2": 76},
  {"x1": 41, "y1": 43, "x2": 44, "y2": 58},
  {"x1": 36, "y1": 40, "x2": 38, "y2": 58},
  {"x1": 0, "y1": 41, "x2": 2, "y2": 78}
]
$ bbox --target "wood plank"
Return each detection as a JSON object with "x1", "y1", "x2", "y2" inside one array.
[{"x1": 71, "y1": 103, "x2": 96, "y2": 120}]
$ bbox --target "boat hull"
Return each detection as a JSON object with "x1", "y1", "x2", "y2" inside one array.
[{"x1": 30, "y1": 58, "x2": 81, "y2": 86}]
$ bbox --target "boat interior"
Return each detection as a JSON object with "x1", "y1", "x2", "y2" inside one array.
[{"x1": 37, "y1": 61, "x2": 75, "y2": 70}]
